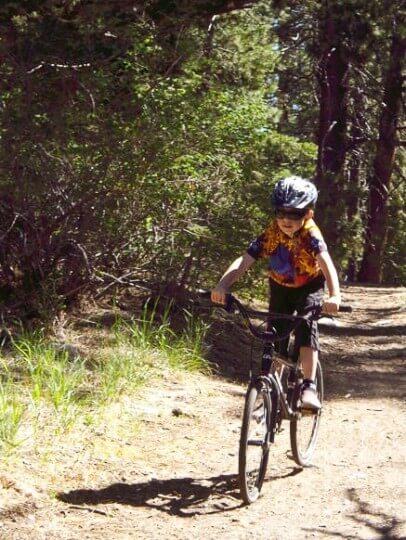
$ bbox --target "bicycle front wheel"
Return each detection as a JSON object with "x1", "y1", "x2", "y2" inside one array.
[
  {"x1": 290, "y1": 360, "x2": 324, "y2": 467},
  {"x1": 238, "y1": 381, "x2": 274, "y2": 504}
]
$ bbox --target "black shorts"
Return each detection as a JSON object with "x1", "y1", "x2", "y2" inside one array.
[{"x1": 268, "y1": 275, "x2": 325, "y2": 359}]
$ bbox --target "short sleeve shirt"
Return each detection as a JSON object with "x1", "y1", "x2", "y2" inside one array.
[{"x1": 247, "y1": 218, "x2": 327, "y2": 287}]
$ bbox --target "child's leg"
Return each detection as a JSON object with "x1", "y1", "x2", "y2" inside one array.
[
  {"x1": 293, "y1": 279, "x2": 325, "y2": 381},
  {"x1": 294, "y1": 282, "x2": 325, "y2": 410},
  {"x1": 300, "y1": 345, "x2": 321, "y2": 409},
  {"x1": 300, "y1": 346, "x2": 318, "y2": 380}
]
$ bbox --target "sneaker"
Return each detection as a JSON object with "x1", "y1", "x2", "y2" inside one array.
[{"x1": 301, "y1": 385, "x2": 321, "y2": 411}]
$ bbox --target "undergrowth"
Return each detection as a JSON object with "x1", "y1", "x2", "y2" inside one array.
[{"x1": 0, "y1": 300, "x2": 212, "y2": 454}]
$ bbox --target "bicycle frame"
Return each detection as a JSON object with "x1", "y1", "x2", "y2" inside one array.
[{"x1": 268, "y1": 357, "x2": 302, "y2": 422}]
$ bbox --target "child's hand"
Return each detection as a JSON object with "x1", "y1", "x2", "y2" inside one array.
[
  {"x1": 322, "y1": 295, "x2": 341, "y2": 315},
  {"x1": 211, "y1": 287, "x2": 228, "y2": 305}
]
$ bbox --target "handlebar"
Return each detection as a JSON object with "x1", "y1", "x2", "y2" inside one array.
[{"x1": 198, "y1": 291, "x2": 352, "y2": 343}]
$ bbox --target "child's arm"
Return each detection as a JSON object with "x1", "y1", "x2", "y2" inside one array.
[
  {"x1": 211, "y1": 253, "x2": 256, "y2": 304},
  {"x1": 316, "y1": 251, "x2": 341, "y2": 314}
]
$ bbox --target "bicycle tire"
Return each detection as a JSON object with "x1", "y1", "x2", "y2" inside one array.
[
  {"x1": 238, "y1": 380, "x2": 275, "y2": 504},
  {"x1": 290, "y1": 360, "x2": 324, "y2": 467}
]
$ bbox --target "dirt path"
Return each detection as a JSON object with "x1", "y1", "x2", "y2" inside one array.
[{"x1": 1, "y1": 285, "x2": 405, "y2": 540}]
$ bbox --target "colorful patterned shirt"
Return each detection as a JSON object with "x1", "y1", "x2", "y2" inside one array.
[{"x1": 247, "y1": 218, "x2": 327, "y2": 287}]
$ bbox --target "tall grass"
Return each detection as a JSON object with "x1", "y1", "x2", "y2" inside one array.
[
  {"x1": 122, "y1": 300, "x2": 211, "y2": 373},
  {"x1": 95, "y1": 344, "x2": 151, "y2": 403},
  {"x1": 12, "y1": 335, "x2": 88, "y2": 411},
  {"x1": 95, "y1": 300, "x2": 212, "y2": 401},
  {"x1": 0, "y1": 300, "x2": 212, "y2": 452},
  {"x1": 123, "y1": 298, "x2": 175, "y2": 351},
  {"x1": 0, "y1": 378, "x2": 25, "y2": 450},
  {"x1": 164, "y1": 310, "x2": 212, "y2": 373}
]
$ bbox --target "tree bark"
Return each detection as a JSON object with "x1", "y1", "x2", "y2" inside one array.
[
  {"x1": 315, "y1": 12, "x2": 349, "y2": 249},
  {"x1": 358, "y1": 32, "x2": 406, "y2": 283},
  {"x1": 344, "y1": 87, "x2": 367, "y2": 281}
]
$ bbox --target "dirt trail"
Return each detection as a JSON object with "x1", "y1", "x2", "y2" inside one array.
[{"x1": 1, "y1": 285, "x2": 405, "y2": 540}]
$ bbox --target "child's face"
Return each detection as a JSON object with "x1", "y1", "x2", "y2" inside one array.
[{"x1": 275, "y1": 209, "x2": 312, "y2": 237}]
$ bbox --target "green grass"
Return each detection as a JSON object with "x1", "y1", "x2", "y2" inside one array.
[
  {"x1": 94, "y1": 301, "x2": 211, "y2": 401},
  {"x1": 12, "y1": 335, "x2": 88, "y2": 416},
  {"x1": 163, "y1": 311, "x2": 212, "y2": 373},
  {"x1": 0, "y1": 378, "x2": 25, "y2": 450},
  {"x1": 0, "y1": 301, "x2": 212, "y2": 453}
]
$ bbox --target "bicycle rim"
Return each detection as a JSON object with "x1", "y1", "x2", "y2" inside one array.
[
  {"x1": 239, "y1": 382, "x2": 272, "y2": 504},
  {"x1": 290, "y1": 361, "x2": 324, "y2": 467}
]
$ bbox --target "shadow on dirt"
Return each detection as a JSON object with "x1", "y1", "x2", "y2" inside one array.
[
  {"x1": 303, "y1": 488, "x2": 405, "y2": 539},
  {"x1": 322, "y1": 353, "x2": 405, "y2": 400},
  {"x1": 57, "y1": 467, "x2": 305, "y2": 517},
  {"x1": 318, "y1": 323, "x2": 406, "y2": 337},
  {"x1": 57, "y1": 473, "x2": 242, "y2": 516}
]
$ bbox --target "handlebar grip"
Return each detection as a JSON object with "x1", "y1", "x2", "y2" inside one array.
[{"x1": 197, "y1": 290, "x2": 235, "y2": 311}]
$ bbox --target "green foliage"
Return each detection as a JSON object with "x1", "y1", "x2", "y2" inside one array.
[
  {"x1": 0, "y1": 0, "x2": 318, "y2": 313},
  {"x1": 0, "y1": 0, "x2": 404, "y2": 324}
]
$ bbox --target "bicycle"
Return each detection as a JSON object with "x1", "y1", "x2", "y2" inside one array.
[{"x1": 199, "y1": 292, "x2": 351, "y2": 505}]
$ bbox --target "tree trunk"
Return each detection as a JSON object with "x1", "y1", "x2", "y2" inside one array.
[
  {"x1": 315, "y1": 12, "x2": 349, "y2": 250},
  {"x1": 344, "y1": 87, "x2": 366, "y2": 281},
  {"x1": 358, "y1": 33, "x2": 406, "y2": 283}
]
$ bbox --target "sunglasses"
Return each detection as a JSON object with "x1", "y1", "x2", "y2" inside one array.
[{"x1": 275, "y1": 209, "x2": 307, "y2": 221}]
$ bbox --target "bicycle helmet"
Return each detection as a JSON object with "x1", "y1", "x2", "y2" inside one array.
[{"x1": 271, "y1": 176, "x2": 318, "y2": 209}]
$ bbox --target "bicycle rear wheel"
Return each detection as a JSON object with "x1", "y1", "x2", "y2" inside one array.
[
  {"x1": 290, "y1": 360, "x2": 324, "y2": 467},
  {"x1": 239, "y1": 381, "x2": 274, "y2": 504}
]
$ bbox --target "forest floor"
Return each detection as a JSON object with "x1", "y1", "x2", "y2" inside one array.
[{"x1": 0, "y1": 284, "x2": 405, "y2": 540}]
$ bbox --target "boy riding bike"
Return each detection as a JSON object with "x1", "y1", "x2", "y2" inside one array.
[{"x1": 211, "y1": 176, "x2": 341, "y2": 410}]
